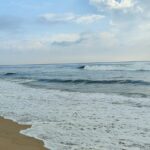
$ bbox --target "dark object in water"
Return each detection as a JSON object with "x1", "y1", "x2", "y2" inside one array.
[
  {"x1": 78, "y1": 65, "x2": 85, "y2": 69},
  {"x1": 4, "y1": 73, "x2": 16, "y2": 76}
]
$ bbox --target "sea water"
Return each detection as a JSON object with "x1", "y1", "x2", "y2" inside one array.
[{"x1": 0, "y1": 61, "x2": 150, "y2": 150}]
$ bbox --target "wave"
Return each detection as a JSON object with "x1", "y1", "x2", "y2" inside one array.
[
  {"x1": 79, "y1": 64, "x2": 150, "y2": 71},
  {"x1": 4, "y1": 72, "x2": 17, "y2": 76},
  {"x1": 78, "y1": 65, "x2": 85, "y2": 69},
  {"x1": 37, "y1": 79, "x2": 150, "y2": 85}
]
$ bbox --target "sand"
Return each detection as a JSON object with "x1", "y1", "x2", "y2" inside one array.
[{"x1": 0, "y1": 117, "x2": 47, "y2": 150}]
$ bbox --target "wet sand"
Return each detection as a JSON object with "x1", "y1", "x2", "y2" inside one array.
[{"x1": 0, "y1": 117, "x2": 47, "y2": 150}]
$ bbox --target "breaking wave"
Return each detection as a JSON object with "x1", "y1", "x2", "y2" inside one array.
[
  {"x1": 4, "y1": 72, "x2": 17, "y2": 76},
  {"x1": 80, "y1": 63, "x2": 150, "y2": 71},
  {"x1": 37, "y1": 79, "x2": 150, "y2": 85}
]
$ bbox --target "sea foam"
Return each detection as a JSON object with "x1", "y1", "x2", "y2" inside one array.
[
  {"x1": 83, "y1": 62, "x2": 150, "y2": 71},
  {"x1": 0, "y1": 80, "x2": 150, "y2": 150}
]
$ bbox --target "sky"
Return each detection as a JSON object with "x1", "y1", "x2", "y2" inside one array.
[{"x1": 0, "y1": 0, "x2": 150, "y2": 65}]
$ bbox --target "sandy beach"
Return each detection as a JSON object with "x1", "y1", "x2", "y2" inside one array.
[{"x1": 0, "y1": 117, "x2": 47, "y2": 150}]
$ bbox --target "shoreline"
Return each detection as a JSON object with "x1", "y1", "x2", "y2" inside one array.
[{"x1": 0, "y1": 117, "x2": 48, "y2": 150}]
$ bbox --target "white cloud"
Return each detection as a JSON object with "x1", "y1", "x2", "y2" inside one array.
[
  {"x1": 75, "y1": 14, "x2": 104, "y2": 24},
  {"x1": 0, "y1": 33, "x2": 83, "y2": 51},
  {"x1": 1, "y1": 27, "x2": 150, "y2": 62},
  {"x1": 108, "y1": 0, "x2": 134, "y2": 9},
  {"x1": 90, "y1": 0, "x2": 135, "y2": 10},
  {"x1": 1, "y1": 0, "x2": 150, "y2": 64},
  {"x1": 0, "y1": 31, "x2": 116, "y2": 52},
  {"x1": 39, "y1": 13, "x2": 104, "y2": 24},
  {"x1": 40, "y1": 13, "x2": 74, "y2": 24}
]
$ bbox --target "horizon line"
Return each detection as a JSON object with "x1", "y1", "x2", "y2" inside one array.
[{"x1": 0, "y1": 60, "x2": 150, "y2": 66}]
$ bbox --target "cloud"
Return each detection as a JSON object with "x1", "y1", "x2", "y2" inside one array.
[
  {"x1": 89, "y1": 0, "x2": 150, "y2": 34},
  {"x1": 1, "y1": 27, "x2": 149, "y2": 62},
  {"x1": 0, "y1": 31, "x2": 118, "y2": 52},
  {"x1": 0, "y1": 0, "x2": 150, "y2": 64},
  {"x1": 89, "y1": 0, "x2": 145, "y2": 19},
  {"x1": 39, "y1": 13, "x2": 104, "y2": 24},
  {"x1": 89, "y1": 0, "x2": 135, "y2": 10},
  {"x1": 0, "y1": 33, "x2": 84, "y2": 51}
]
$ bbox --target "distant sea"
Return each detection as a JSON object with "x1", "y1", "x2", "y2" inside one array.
[{"x1": 0, "y1": 61, "x2": 150, "y2": 150}]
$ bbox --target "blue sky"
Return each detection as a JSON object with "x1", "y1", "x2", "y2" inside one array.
[{"x1": 0, "y1": 0, "x2": 150, "y2": 64}]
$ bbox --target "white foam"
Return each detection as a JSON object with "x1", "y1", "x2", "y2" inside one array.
[
  {"x1": 0, "y1": 80, "x2": 150, "y2": 150},
  {"x1": 84, "y1": 62, "x2": 150, "y2": 71}
]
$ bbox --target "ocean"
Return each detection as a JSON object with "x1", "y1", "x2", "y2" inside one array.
[{"x1": 0, "y1": 61, "x2": 150, "y2": 150}]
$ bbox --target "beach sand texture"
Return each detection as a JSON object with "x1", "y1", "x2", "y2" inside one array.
[{"x1": 0, "y1": 117, "x2": 47, "y2": 150}]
